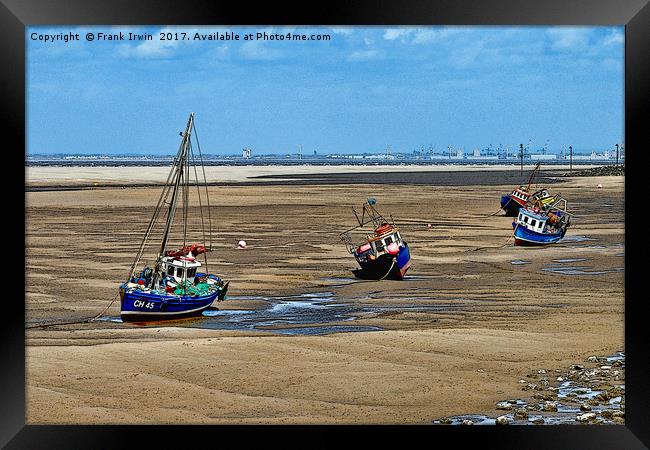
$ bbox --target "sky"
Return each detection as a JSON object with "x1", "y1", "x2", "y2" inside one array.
[{"x1": 27, "y1": 25, "x2": 624, "y2": 155}]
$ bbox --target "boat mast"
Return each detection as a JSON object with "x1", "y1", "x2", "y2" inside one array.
[{"x1": 152, "y1": 113, "x2": 194, "y2": 282}]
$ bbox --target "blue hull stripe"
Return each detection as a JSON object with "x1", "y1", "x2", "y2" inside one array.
[
  {"x1": 121, "y1": 288, "x2": 218, "y2": 317},
  {"x1": 513, "y1": 224, "x2": 565, "y2": 245},
  {"x1": 396, "y1": 244, "x2": 411, "y2": 274}
]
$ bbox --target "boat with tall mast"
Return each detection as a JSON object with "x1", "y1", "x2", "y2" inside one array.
[
  {"x1": 340, "y1": 199, "x2": 411, "y2": 280},
  {"x1": 119, "y1": 113, "x2": 228, "y2": 321}
]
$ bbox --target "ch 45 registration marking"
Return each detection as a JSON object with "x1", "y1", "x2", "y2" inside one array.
[{"x1": 133, "y1": 300, "x2": 155, "y2": 309}]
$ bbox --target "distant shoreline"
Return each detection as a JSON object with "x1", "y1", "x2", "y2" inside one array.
[{"x1": 23, "y1": 164, "x2": 615, "y2": 191}]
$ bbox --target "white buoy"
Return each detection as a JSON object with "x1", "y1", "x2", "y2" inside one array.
[{"x1": 237, "y1": 240, "x2": 247, "y2": 249}]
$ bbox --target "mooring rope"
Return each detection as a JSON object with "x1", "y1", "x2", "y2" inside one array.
[
  {"x1": 378, "y1": 259, "x2": 397, "y2": 281},
  {"x1": 26, "y1": 288, "x2": 122, "y2": 329},
  {"x1": 470, "y1": 234, "x2": 513, "y2": 252}
]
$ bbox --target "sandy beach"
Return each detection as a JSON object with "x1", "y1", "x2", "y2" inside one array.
[{"x1": 25, "y1": 165, "x2": 624, "y2": 424}]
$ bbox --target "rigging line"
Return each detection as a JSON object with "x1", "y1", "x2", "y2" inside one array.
[
  {"x1": 192, "y1": 121, "x2": 212, "y2": 250},
  {"x1": 128, "y1": 155, "x2": 178, "y2": 279},
  {"x1": 190, "y1": 141, "x2": 209, "y2": 273}
]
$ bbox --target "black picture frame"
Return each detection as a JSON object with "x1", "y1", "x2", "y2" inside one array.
[{"x1": 3, "y1": 0, "x2": 647, "y2": 448}]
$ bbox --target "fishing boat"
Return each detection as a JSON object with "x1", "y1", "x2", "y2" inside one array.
[
  {"x1": 500, "y1": 163, "x2": 556, "y2": 216},
  {"x1": 119, "y1": 113, "x2": 229, "y2": 321},
  {"x1": 512, "y1": 195, "x2": 572, "y2": 246},
  {"x1": 340, "y1": 199, "x2": 411, "y2": 280}
]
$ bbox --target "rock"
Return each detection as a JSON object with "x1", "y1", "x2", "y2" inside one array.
[
  {"x1": 557, "y1": 377, "x2": 564, "y2": 382},
  {"x1": 538, "y1": 369, "x2": 547, "y2": 374},
  {"x1": 580, "y1": 404, "x2": 592, "y2": 412},
  {"x1": 543, "y1": 401, "x2": 558, "y2": 412},
  {"x1": 534, "y1": 392, "x2": 556, "y2": 401},
  {"x1": 609, "y1": 386, "x2": 626, "y2": 397},
  {"x1": 600, "y1": 365, "x2": 611, "y2": 370},
  {"x1": 461, "y1": 419, "x2": 474, "y2": 425},
  {"x1": 612, "y1": 360, "x2": 623, "y2": 367},
  {"x1": 576, "y1": 412, "x2": 596, "y2": 423},
  {"x1": 612, "y1": 410, "x2": 625, "y2": 418},
  {"x1": 613, "y1": 416, "x2": 625, "y2": 425},
  {"x1": 600, "y1": 410, "x2": 614, "y2": 419},
  {"x1": 496, "y1": 415, "x2": 509, "y2": 425},
  {"x1": 570, "y1": 364, "x2": 584, "y2": 370},
  {"x1": 496, "y1": 401, "x2": 513, "y2": 410},
  {"x1": 530, "y1": 417, "x2": 545, "y2": 425},
  {"x1": 514, "y1": 408, "x2": 528, "y2": 420},
  {"x1": 438, "y1": 417, "x2": 452, "y2": 425}
]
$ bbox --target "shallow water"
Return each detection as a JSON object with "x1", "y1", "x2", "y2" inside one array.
[
  {"x1": 510, "y1": 260, "x2": 531, "y2": 265},
  {"x1": 551, "y1": 258, "x2": 588, "y2": 264},
  {"x1": 542, "y1": 266, "x2": 624, "y2": 276},
  {"x1": 562, "y1": 235, "x2": 596, "y2": 243}
]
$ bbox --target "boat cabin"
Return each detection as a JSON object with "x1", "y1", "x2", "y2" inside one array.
[
  {"x1": 161, "y1": 255, "x2": 202, "y2": 284},
  {"x1": 516, "y1": 208, "x2": 549, "y2": 234},
  {"x1": 355, "y1": 227, "x2": 403, "y2": 259},
  {"x1": 511, "y1": 186, "x2": 530, "y2": 202}
]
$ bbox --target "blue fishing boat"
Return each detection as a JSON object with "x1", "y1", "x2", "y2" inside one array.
[
  {"x1": 119, "y1": 113, "x2": 228, "y2": 321},
  {"x1": 512, "y1": 195, "x2": 571, "y2": 246},
  {"x1": 340, "y1": 199, "x2": 411, "y2": 280}
]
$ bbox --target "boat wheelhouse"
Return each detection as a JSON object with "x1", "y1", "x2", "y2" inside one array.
[
  {"x1": 512, "y1": 196, "x2": 571, "y2": 246},
  {"x1": 528, "y1": 188, "x2": 558, "y2": 211},
  {"x1": 340, "y1": 199, "x2": 411, "y2": 280},
  {"x1": 119, "y1": 113, "x2": 228, "y2": 321}
]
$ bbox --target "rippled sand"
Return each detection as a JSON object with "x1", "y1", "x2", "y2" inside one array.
[{"x1": 25, "y1": 168, "x2": 624, "y2": 424}]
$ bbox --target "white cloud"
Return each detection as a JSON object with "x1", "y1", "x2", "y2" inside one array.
[
  {"x1": 383, "y1": 28, "x2": 414, "y2": 41},
  {"x1": 603, "y1": 29, "x2": 624, "y2": 46},
  {"x1": 330, "y1": 27, "x2": 353, "y2": 35},
  {"x1": 546, "y1": 27, "x2": 591, "y2": 51},
  {"x1": 348, "y1": 49, "x2": 380, "y2": 61},
  {"x1": 239, "y1": 40, "x2": 284, "y2": 60}
]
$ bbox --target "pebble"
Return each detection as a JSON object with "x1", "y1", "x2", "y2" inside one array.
[
  {"x1": 576, "y1": 412, "x2": 596, "y2": 422},
  {"x1": 580, "y1": 404, "x2": 592, "y2": 412},
  {"x1": 461, "y1": 419, "x2": 474, "y2": 425},
  {"x1": 496, "y1": 401, "x2": 512, "y2": 410},
  {"x1": 496, "y1": 415, "x2": 509, "y2": 425},
  {"x1": 514, "y1": 408, "x2": 528, "y2": 420},
  {"x1": 530, "y1": 417, "x2": 545, "y2": 425},
  {"x1": 543, "y1": 401, "x2": 558, "y2": 412}
]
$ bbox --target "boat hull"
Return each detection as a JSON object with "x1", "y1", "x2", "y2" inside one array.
[
  {"x1": 352, "y1": 243, "x2": 411, "y2": 280},
  {"x1": 120, "y1": 287, "x2": 219, "y2": 322},
  {"x1": 512, "y1": 223, "x2": 566, "y2": 246},
  {"x1": 501, "y1": 194, "x2": 525, "y2": 216}
]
